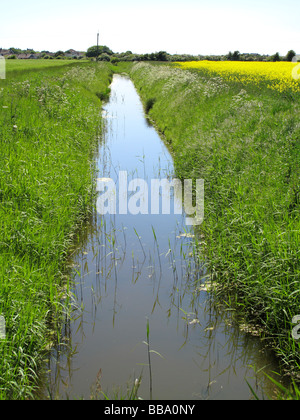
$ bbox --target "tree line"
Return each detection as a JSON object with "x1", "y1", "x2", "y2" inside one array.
[
  {"x1": 226, "y1": 50, "x2": 297, "y2": 62},
  {"x1": 87, "y1": 46, "x2": 299, "y2": 63},
  {"x1": 2, "y1": 46, "x2": 298, "y2": 63}
]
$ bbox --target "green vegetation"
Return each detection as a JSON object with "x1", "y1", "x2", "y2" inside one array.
[
  {"x1": 226, "y1": 50, "x2": 297, "y2": 62},
  {"x1": 86, "y1": 45, "x2": 114, "y2": 58},
  {"x1": 0, "y1": 61, "x2": 112, "y2": 399},
  {"x1": 3, "y1": 45, "x2": 297, "y2": 64},
  {"x1": 87, "y1": 46, "x2": 298, "y2": 63},
  {"x1": 4, "y1": 59, "x2": 88, "y2": 79},
  {"x1": 129, "y1": 62, "x2": 300, "y2": 375},
  {"x1": 1, "y1": 56, "x2": 299, "y2": 399}
]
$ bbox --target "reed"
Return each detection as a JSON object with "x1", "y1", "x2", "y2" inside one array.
[
  {"x1": 130, "y1": 62, "x2": 300, "y2": 377},
  {"x1": 0, "y1": 61, "x2": 112, "y2": 399}
]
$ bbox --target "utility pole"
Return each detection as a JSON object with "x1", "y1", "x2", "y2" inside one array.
[{"x1": 97, "y1": 31, "x2": 99, "y2": 60}]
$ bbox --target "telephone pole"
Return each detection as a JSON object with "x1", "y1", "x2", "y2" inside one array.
[{"x1": 97, "y1": 31, "x2": 99, "y2": 60}]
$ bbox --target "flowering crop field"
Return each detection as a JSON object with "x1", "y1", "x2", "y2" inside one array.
[{"x1": 177, "y1": 61, "x2": 300, "y2": 93}]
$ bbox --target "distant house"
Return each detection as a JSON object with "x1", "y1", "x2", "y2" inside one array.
[
  {"x1": 66, "y1": 49, "x2": 77, "y2": 55},
  {"x1": 65, "y1": 49, "x2": 85, "y2": 58},
  {"x1": 1, "y1": 48, "x2": 84, "y2": 60},
  {"x1": 17, "y1": 53, "x2": 41, "y2": 59},
  {"x1": 17, "y1": 54, "x2": 30, "y2": 59},
  {"x1": 0, "y1": 49, "x2": 11, "y2": 56}
]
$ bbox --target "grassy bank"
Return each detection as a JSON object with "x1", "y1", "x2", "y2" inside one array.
[
  {"x1": 0, "y1": 61, "x2": 112, "y2": 399},
  {"x1": 129, "y1": 62, "x2": 300, "y2": 375}
]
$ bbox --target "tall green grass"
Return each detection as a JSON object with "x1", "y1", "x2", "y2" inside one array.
[
  {"x1": 130, "y1": 62, "x2": 300, "y2": 376},
  {"x1": 0, "y1": 61, "x2": 112, "y2": 399}
]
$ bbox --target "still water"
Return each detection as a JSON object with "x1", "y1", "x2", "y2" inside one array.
[{"x1": 45, "y1": 75, "x2": 281, "y2": 400}]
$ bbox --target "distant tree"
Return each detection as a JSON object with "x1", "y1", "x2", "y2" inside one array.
[
  {"x1": 156, "y1": 51, "x2": 168, "y2": 61},
  {"x1": 55, "y1": 50, "x2": 65, "y2": 57},
  {"x1": 9, "y1": 48, "x2": 22, "y2": 54},
  {"x1": 226, "y1": 51, "x2": 233, "y2": 61},
  {"x1": 232, "y1": 51, "x2": 240, "y2": 61},
  {"x1": 271, "y1": 52, "x2": 281, "y2": 62},
  {"x1": 86, "y1": 45, "x2": 113, "y2": 58},
  {"x1": 226, "y1": 51, "x2": 240, "y2": 61},
  {"x1": 286, "y1": 50, "x2": 296, "y2": 62}
]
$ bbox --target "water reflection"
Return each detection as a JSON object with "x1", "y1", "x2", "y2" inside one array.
[{"x1": 43, "y1": 75, "x2": 281, "y2": 400}]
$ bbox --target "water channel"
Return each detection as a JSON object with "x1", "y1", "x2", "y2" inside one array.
[{"x1": 44, "y1": 74, "x2": 281, "y2": 400}]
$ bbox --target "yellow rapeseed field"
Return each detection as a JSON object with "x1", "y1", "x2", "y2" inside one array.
[{"x1": 177, "y1": 61, "x2": 300, "y2": 93}]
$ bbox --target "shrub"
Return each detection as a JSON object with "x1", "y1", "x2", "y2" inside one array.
[
  {"x1": 145, "y1": 97, "x2": 156, "y2": 113},
  {"x1": 97, "y1": 53, "x2": 111, "y2": 62}
]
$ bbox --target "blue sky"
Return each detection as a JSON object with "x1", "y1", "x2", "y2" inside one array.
[{"x1": 1, "y1": 0, "x2": 299, "y2": 55}]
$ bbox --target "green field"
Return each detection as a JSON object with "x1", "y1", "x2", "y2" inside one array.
[
  {"x1": 4, "y1": 59, "x2": 88, "y2": 75},
  {"x1": 130, "y1": 62, "x2": 300, "y2": 376},
  {"x1": 0, "y1": 61, "x2": 112, "y2": 399}
]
